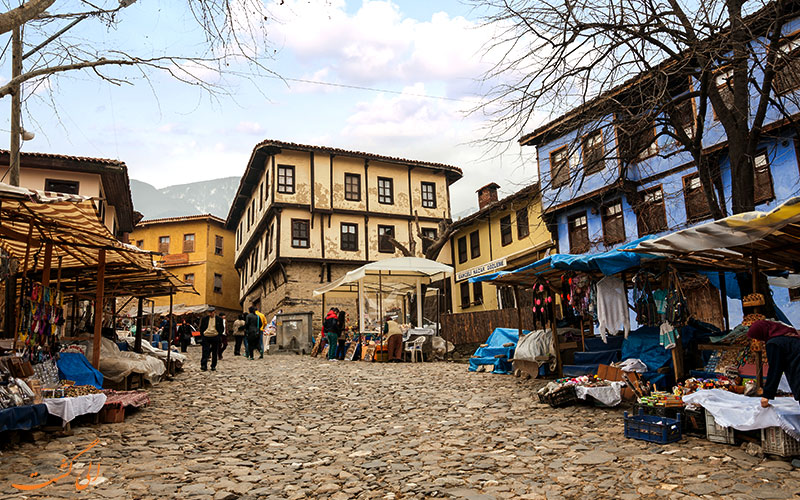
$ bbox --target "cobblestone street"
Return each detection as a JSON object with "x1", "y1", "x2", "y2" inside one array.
[{"x1": 2, "y1": 351, "x2": 800, "y2": 499}]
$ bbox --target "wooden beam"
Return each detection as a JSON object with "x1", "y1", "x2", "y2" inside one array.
[
  {"x1": 41, "y1": 241, "x2": 53, "y2": 287},
  {"x1": 91, "y1": 249, "x2": 106, "y2": 369}
]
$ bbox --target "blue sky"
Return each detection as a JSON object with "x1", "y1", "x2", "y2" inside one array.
[{"x1": 2, "y1": 0, "x2": 538, "y2": 217}]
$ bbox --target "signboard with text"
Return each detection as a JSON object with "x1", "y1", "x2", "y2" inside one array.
[{"x1": 456, "y1": 258, "x2": 507, "y2": 282}]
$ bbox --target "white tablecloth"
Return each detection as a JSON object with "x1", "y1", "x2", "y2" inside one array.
[
  {"x1": 683, "y1": 389, "x2": 800, "y2": 439},
  {"x1": 44, "y1": 393, "x2": 107, "y2": 426},
  {"x1": 574, "y1": 382, "x2": 625, "y2": 407}
]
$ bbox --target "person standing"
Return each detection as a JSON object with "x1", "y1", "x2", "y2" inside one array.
[
  {"x1": 233, "y1": 314, "x2": 246, "y2": 356},
  {"x1": 177, "y1": 318, "x2": 193, "y2": 353},
  {"x1": 199, "y1": 309, "x2": 224, "y2": 371},
  {"x1": 384, "y1": 316, "x2": 404, "y2": 362},
  {"x1": 336, "y1": 310, "x2": 347, "y2": 360},
  {"x1": 323, "y1": 308, "x2": 340, "y2": 361},
  {"x1": 245, "y1": 306, "x2": 261, "y2": 360},
  {"x1": 218, "y1": 312, "x2": 228, "y2": 360},
  {"x1": 747, "y1": 320, "x2": 800, "y2": 407},
  {"x1": 255, "y1": 309, "x2": 267, "y2": 359}
]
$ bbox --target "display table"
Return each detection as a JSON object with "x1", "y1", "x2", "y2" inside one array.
[
  {"x1": 43, "y1": 393, "x2": 107, "y2": 427},
  {"x1": 574, "y1": 382, "x2": 625, "y2": 407},
  {"x1": 683, "y1": 389, "x2": 800, "y2": 439},
  {"x1": 0, "y1": 404, "x2": 48, "y2": 432},
  {"x1": 102, "y1": 390, "x2": 149, "y2": 409}
]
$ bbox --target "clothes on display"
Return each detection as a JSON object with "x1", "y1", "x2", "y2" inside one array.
[
  {"x1": 17, "y1": 282, "x2": 65, "y2": 363},
  {"x1": 596, "y1": 276, "x2": 630, "y2": 343}
]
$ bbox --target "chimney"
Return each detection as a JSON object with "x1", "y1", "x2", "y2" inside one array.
[{"x1": 477, "y1": 182, "x2": 500, "y2": 210}]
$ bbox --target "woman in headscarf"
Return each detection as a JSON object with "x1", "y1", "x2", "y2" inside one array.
[
  {"x1": 747, "y1": 319, "x2": 800, "y2": 407},
  {"x1": 323, "y1": 308, "x2": 340, "y2": 361}
]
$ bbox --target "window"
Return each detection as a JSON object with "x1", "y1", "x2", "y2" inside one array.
[
  {"x1": 549, "y1": 147, "x2": 570, "y2": 187},
  {"x1": 636, "y1": 187, "x2": 668, "y2": 236},
  {"x1": 457, "y1": 236, "x2": 468, "y2": 264},
  {"x1": 213, "y1": 273, "x2": 223, "y2": 294},
  {"x1": 158, "y1": 236, "x2": 170, "y2": 254},
  {"x1": 378, "y1": 177, "x2": 394, "y2": 204},
  {"x1": 460, "y1": 282, "x2": 471, "y2": 309},
  {"x1": 517, "y1": 207, "x2": 529, "y2": 239},
  {"x1": 790, "y1": 287, "x2": 800, "y2": 302},
  {"x1": 344, "y1": 173, "x2": 361, "y2": 201},
  {"x1": 568, "y1": 213, "x2": 590, "y2": 253},
  {"x1": 683, "y1": 174, "x2": 711, "y2": 222},
  {"x1": 714, "y1": 69, "x2": 735, "y2": 120},
  {"x1": 265, "y1": 174, "x2": 269, "y2": 202},
  {"x1": 291, "y1": 219, "x2": 310, "y2": 248},
  {"x1": 582, "y1": 131, "x2": 604, "y2": 174},
  {"x1": 237, "y1": 222, "x2": 242, "y2": 247},
  {"x1": 268, "y1": 224, "x2": 274, "y2": 254},
  {"x1": 673, "y1": 98, "x2": 696, "y2": 140},
  {"x1": 184, "y1": 273, "x2": 195, "y2": 285},
  {"x1": 278, "y1": 165, "x2": 295, "y2": 194},
  {"x1": 215, "y1": 235, "x2": 224, "y2": 256},
  {"x1": 473, "y1": 282, "x2": 483, "y2": 305},
  {"x1": 183, "y1": 233, "x2": 195, "y2": 253},
  {"x1": 247, "y1": 205, "x2": 252, "y2": 230},
  {"x1": 754, "y1": 151, "x2": 775, "y2": 204},
  {"x1": 469, "y1": 231, "x2": 480, "y2": 259},
  {"x1": 601, "y1": 202, "x2": 626, "y2": 245},
  {"x1": 251, "y1": 248, "x2": 258, "y2": 276},
  {"x1": 136, "y1": 239, "x2": 144, "y2": 248},
  {"x1": 44, "y1": 178, "x2": 79, "y2": 195},
  {"x1": 421, "y1": 182, "x2": 436, "y2": 208},
  {"x1": 264, "y1": 233, "x2": 269, "y2": 258},
  {"x1": 378, "y1": 225, "x2": 395, "y2": 253},
  {"x1": 259, "y1": 183, "x2": 263, "y2": 210},
  {"x1": 421, "y1": 228, "x2": 437, "y2": 254},
  {"x1": 617, "y1": 117, "x2": 657, "y2": 162},
  {"x1": 341, "y1": 223, "x2": 358, "y2": 251},
  {"x1": 499, "y1": 286, "x2": 516, "y2": 309},
  {"x1": 500, "y1": 215, "x2": 513, "y2": 246},
  {"x1": 774, "y1": 38, "x2": 800, "y2": 94}
]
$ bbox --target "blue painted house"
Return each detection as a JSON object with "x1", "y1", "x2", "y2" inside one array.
[{"x1": 521, "y1": 14, "x2": 800, "y2": 327}]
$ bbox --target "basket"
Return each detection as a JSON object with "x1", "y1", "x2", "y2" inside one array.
[
  {"x1": 544, "y1": 385, "x2": 578, "y2": 408},
  {"x1": 624, "y1": 410, "x2": 682, "y2": 444},
  {"x1": 742, "y1": 294, "x2": 765, "y2": 308},
  {"x1": 761, "y1": 427, "x2": 800, "y2": 457},
  {"x1": 705, "y1": 411, "x2": 736, "y2": 444}
]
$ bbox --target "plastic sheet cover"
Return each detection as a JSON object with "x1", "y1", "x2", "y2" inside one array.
[
  {"x1": 85, "y1": 337, "x2": 165, "y2": 384},
  {"x1": 683, "y1": 389, "x2": 800, "y2": 439},
  {"x1": 514, "y1": 329, "x2": 557, "y2": 371}
]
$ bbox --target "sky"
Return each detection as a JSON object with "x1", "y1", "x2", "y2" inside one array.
[{"x1": 1, "y1": 0, "x2": 541, "y2": 218}]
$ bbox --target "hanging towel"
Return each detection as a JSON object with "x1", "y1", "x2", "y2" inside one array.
[
  {"x1": 660, "y1": 321, "x2": 678, "y2": 350},
  {"x1": 596, "y1": 276, "x2": 631, "y2": 343}
]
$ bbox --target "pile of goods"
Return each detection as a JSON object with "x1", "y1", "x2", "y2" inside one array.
[
  {"x1": 638, "y1": 391, "x2": 683, "y2": 408},
  {"x1": 674, "y1": 377, "x2": 740, "y2": 396}
]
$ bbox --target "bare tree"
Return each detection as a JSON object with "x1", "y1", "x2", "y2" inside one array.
[
  {"x1": 472, "y1": 0, "x2": 800, "y2": 217},
  {"x1": 380, "y1": 211, "x2": 456, "y2": 260}
]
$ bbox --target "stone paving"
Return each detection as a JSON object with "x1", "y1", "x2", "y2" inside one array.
[{"x1": 2, "y1": 349, "x2": 800, "y2": 499}]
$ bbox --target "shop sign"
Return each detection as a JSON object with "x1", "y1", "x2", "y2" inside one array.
[{"x1": 456, "y1": 258, "x2": 507, "y2": 282}]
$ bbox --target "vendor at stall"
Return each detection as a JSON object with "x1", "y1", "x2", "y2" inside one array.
[
  {"x1": 384, "y1": 316, "x2": 403, "y2": 363},
  {"x1": 747, "y1": 319, "x2": 800, "y2": 407}
]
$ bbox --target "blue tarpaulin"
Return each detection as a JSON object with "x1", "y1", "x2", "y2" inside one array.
[
  {"x1": 0, "y1": 404, "x2": 47, "y2": 432},
  {"x1": 468, "y1": 328, "x2": 528, "y2": 374},
  {"x1": 57, "y1": 352, "x2": 103, "y2": 389},
  {"x1": 470, "y1": 236, "x2": 660, "y2": 283}
]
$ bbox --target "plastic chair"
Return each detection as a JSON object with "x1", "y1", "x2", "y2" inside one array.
[{"x1": 404, "y1": 337, "x2": 426, "y2": 363}]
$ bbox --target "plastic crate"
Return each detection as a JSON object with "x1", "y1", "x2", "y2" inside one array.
[
  {"x1": 761, "y1": 427, "x2": 800, "y2": 457},
  {"x1": 545, "y1": 385, "x2": 579, "y2": 408},
  {"x1": 624, "y1": 410, "x2": 682, "y2": 444},
  {"x1": 684, "y1": 406, "x2": 706, "y2": 436},
  {"x1": 705, "y1": 411, "x2": 736, "y2": 444}
]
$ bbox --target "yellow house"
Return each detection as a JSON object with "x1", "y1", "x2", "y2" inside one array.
[
  {"x1": 448, "y1": 183, "x2": 554, "y2": 313},
  {"x1": 130, "y1": 215, "x2": 239, "y2": 316}
]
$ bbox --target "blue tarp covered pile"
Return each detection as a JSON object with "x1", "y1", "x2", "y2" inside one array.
[
  {"x1": 468, "y1": 328, "x2": 529, "y2": 374},
  {"x1": 57, "y1": 352, "x2": 104, "y2": 389}
]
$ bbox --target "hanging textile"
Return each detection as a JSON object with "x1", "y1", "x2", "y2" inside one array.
[
  {"x1": 531, "y1": 281, "x2": 553, "y2": 329},
  {"x1": 596, "y1": 276, "x2": 630, "y2": 343},
  {"x1": 18, "y1": 281, "x2": 64, "y2": 364}
]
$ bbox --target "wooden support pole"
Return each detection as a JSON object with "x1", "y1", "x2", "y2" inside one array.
[
  {"x1": 750, "y1": 253, "x2": 765, "y2": 388},
  {"x1": 134, "y1": 297, "x2": 144, "y2": 353},
  {"x1": 550, "y1": 296, "x2": 562, "y2": 377},
  {"x1": 416, "y1": 277, "x2": 423, "y2": 328},
  {"x1": 718, "y1": 271, "x2": 730, "y2": 331},
  {"x1": 167, "y1": 287, "x2": 173, "y2": 367},
  {"x1": 513, "y1": 285, "x2": 523, "y2": 340},
  {"x1": 579, "y1": 316, "x2": 586, "y2": 352},
  {"x1": 13, "y1": 225, "x2": 34, "y2": 351},
  {"x1": 41, "y1": 241, "x2": 53, "y2": 288},
  {"x1": 91, "y1": 249, "x2": 106, "y2": 369}
]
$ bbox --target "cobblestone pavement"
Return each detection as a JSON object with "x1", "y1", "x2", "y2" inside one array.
[{"x1": 2, "y1": 349, "x2": 800, "y2": 499}]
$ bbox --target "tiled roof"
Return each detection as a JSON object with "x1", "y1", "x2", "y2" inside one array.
[
  {"x1": 0, "y1": 149, "x2": 125, "y2": 166},
  {"x1": 453, "y1": 183, "x2": 540, "y2": 229},
  {"x1": 137, "y1": 214, "x2": 226, "y2": 226}
]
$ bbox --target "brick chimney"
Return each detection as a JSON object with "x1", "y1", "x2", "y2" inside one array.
[{"x1": 477, "y1": 182, "x2": 500, "y2": 210}]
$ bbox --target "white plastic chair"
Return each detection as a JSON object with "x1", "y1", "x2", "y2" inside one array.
[{"x1": 404, "y1": 337, "x2": 426, "y2": 363}]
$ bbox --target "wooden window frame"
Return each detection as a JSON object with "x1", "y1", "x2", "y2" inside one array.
[
  {"x1": 341, "y1": 222, "x2": 359, "y2": 251},
  {"x1": 277, "y1": 165, "x2": 295, "y2": 194},
  {"x1": 457, "y1": 236, "x2": 468, "y2": 264},
  {"x1": 601, "y1": 202, "x2": 626, "y2": 246},
  {"x1": 790, "y1": 287, "x2": 800, "y2": 302},
  {"x1": 291, "y1": 219, "x2": 310, "y2": 248},
  {"x1": 682, "y1": 173, "x2": 712, "y2": 222},
  {"x1": 636, "y1": 186, "x2": 668, "y2": 236},
  {"x1": 214, "y1": 235, "x2": 224, "y2": 256},
  {"x1": 500, "y1": 215, "x2": 513, "y2": 246},
  {"x1": 754, "y1": 150, "x2": 775, "y2": 205},
  {"x1": 421, "y1": 228, "x2": 437, "y2": 254},
  {"x1": 344, "y1": 173, "x2": 361, "y2": 201},
  {"x1": 183, "y1": 233, "x2": 195, "y2": 253},
  {"x1": 421, "y1": 182, "x2": 437, "y2": 208},
  {"x1": 213, "y1": 273, "x2": 223, "y2": 294},
  {"x1": 460, "y1": 282, "x2": 471, "y2": 309},
  {"x1": 773, "y1": 35, "x2": 800, "y2": 95},
  {"x1": 472, "y1": 282, "x2": 483, "y2": 306},
  {"x1": 158, "y1": 236, "x2": 170, "y2": 254},
  {"x1": 44, "y1": 178, "x2": 80, "y2": 195},
  {"x1": 567, "y1": 212, "x2": 590, "y2": 253},
  {"x1": 136, "y1": 239, "x2": 144, "y2": 248},
  {"x1": 378, "y1": 225, "x2": 395, "y2": 253},
  {"x1": 184, "y1": 273, "x2": 195, "y2": 285},
  {"x1": 378, "y1": 177, "x2": 394, "y2": 205},
  {"x1": 516, "y1": 207, "x2": 530, "y2": 239},
  {"x1": 469, "y1": 230, "x2": 481, "y2": 259},
  {"x1": 617, "y1": 117, "x2": 658, "y2": 163},
  {"x1": 582, "y1": 130, "x2": 605, "y2": 175},
  {"x1": 549, "y1": 146, "x2": 570, "y2": 187}
]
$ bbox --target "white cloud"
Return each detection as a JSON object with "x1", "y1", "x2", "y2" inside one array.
[{"x1": 235, "y1": 121, "x2": 263, "y2": 134}]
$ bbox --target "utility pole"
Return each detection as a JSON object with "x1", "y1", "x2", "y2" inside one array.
[{"x1": 9, "y1": 25, "x2": 21, "y2": 187}]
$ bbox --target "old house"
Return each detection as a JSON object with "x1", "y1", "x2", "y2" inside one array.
[{"x1": 226, "y1": 140, "x2": 462, "y2": 328}]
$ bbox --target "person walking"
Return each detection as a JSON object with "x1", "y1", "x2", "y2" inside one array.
[
  {"x1": 218, "y1": 312, "x2": 228, "y2": 360},
  {"x1": 232, "y1": 314, "x2": 246, "y2": 356},
  {"x1": 245, "y1": 306, "x2": 261, "y2": 360},
  {"x1": 177, "y1": 318, "x2": 193, "y2": 353},
  {"x1": 255, "y1": 309, "x2": 267, "y2": 359},
  {"x1": 336, "y1": 309, "x2": 347, "y2": 360},
  {"x1": 199, "y1": 308, "x2": 224, "y2": 371},
  {"x1": 323, "y1": 308, "x2": 340, "y2": 361}
]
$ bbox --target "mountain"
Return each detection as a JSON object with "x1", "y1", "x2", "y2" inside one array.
[{"x1": 130, "y1": 177, "x2": 240, "y2": 220}]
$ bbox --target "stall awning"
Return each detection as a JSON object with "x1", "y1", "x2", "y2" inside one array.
[
  {"x1": 313, "y1": 257, "x2": 453, "y2": 295},
  {"x1": 471, "y1": 236, "x2": 659, "y2": 286},
  {"x1": 629, "y1": 197, "x2": 800, "y2": 271}
]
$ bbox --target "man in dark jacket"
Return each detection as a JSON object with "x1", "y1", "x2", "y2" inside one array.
[
  {"x1": 199, "y1": 308, "x2": 224, "y2": 371},
  {"x1": 244, "y1": 306, "x2": 261, "y2": 360},
  {"x1": 177, "y1": 318, "x2": 194, "y2": 353}
]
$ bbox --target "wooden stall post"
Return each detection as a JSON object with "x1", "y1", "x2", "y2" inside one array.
[
  {"x1": 91, "y1": 249, "x2": 106, "y2": 369},
  {"x1": 40, "y1": 241, "x2": 53, "y2": 287},
  {"x1": 358, "y1": 279, "x2": 364, "y2": 333},
  {"x1": 718, "y1": 271, "x2": 730, "y2": 331},
  {"x1": 513, "y1": 285, "x2": 523, "y2": 340},
  {"x1": 416, "y1": 277, "x2": 423, "y2": 328},
  {"x1": 167, "y1": 287, "x2": 173, "y2": 366},
  {"x1": 13, "y1": 225, "x2": 34, "y2": 351},
  {"x1": 549, "y1": 295, "x2": 563, "y2": 377},
  {"x1": 134, "y1": 297, "x2": 144, "y2": 353},
  {"x1": 751, "y1": 254, "x2": 764, "y2": 388}
]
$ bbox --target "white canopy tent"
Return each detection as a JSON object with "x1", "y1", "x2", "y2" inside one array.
[{"x1": 313, "y1": 257, "x2": 453, "y2": 331}]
